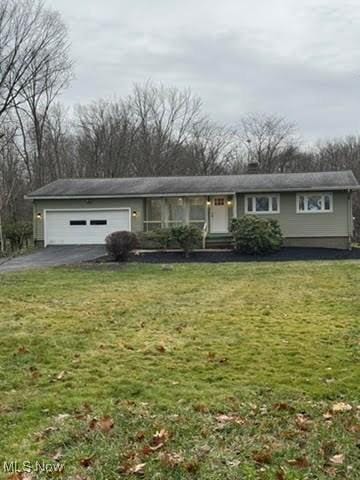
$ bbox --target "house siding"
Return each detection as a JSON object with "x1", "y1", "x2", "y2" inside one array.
[
  {"x1": 32, "y1": 191, "x2": 353, "y2": 249},
  {"x1": 236, "y1": 191, "x2": 352, "y2": 239},
  {"x1": 33, "y1": 198, "x2": 145, "y2": 243}
]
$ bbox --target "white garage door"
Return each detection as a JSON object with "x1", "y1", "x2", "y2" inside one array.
[{"x1": 45, "y1": 209, "x2": 130, "y2": 246}]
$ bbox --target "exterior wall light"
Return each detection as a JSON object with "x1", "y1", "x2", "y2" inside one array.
[
  {"x1": 206, "y1": 200, "x2": 211, "y2": 206},
  {"x1": 36, "y1": 213, "x2": 42, "y2": 219},
  {"x1": 132, "y1": 210, "x2": 138, "y2": 217},
  {"x1": 227, "y1": 200, "x2": 232, "y2": 206}
]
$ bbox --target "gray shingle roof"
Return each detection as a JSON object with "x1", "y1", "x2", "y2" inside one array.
[{"x1": 27, "y1": 171, "x2": 359, "y2": 198}]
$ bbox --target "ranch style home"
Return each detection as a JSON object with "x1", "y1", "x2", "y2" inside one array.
[{"x1": 27, "y1": 170, "x2": 359, "y2": 250}]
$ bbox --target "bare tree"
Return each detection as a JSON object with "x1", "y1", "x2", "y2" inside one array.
[
  {"x1": 76, "y1": 100, "x2": 135, "y2": 178},
  {"x1": 313, "y1": 136, "x2": 360, "y2": 240},
  {"x1": 187, "y1": 120, "x2": 238, "y2": 175},
  {"x1": 0, "y1": 129, "x2": 24, "y2": 252},
  {"x1": 128, "y1": 82, "x2": 203, "y2": 175},
  {"x1": 237, "y1": 113, "x2": 299, "y2": 172},
  {"x1": 8, "y1": 0, "x2": 72, "y2": 186},
  {"x1": 41, "y1": 103, "x2": 78, "y2": 178},
  {"x1": 0, "y1": 0, "x2": 71, "y2": 120}
]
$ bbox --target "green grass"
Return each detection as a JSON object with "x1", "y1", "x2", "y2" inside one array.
[{"x1": 0, "y1": 261, "x2": 359, "y2": 479}]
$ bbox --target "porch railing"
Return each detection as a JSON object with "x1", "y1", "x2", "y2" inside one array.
[{"x1": 202, "y1": 222, "x2": 208, "y2": 249}]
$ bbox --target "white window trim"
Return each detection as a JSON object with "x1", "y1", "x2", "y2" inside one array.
[
  {"x1": 296, "y1": 192, "x2": 333, "y2": 214},
  {"x1": 245, "y1": 194, "x2": 280, "y2": 215}
]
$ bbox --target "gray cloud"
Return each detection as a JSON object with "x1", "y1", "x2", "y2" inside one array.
[{"x1": 48, "y1": 0, "x2": 360, "y2": 143}]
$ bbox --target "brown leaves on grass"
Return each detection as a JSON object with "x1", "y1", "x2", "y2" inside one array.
[
  {"x1": 16, "y1": 346, "x2": 29, "y2": 355},
  {"x1": 150, "y1": 428, "x2": 170, "y2": 450},
  {"x1": 331, "y1": 402, "x2": 352, "y2": 413},
  {"x1": 207, "y1": 352, "x2": 228, "y2": 364},
  {"x1": 29, "y1": 366, "x2": 41, "y2": 380},
  {"x1": 52, "y1": 450, "x2": 63, "y2": 462},
  {"x1": 8, "y1": 474, "x2": 33, "y2": 480},
  {"x1": 155, "y1": 344, "x2": 167, "y2": 354},
  {"x1": 295, "y1": 413, "x2": 313, "y2": 431},
  {"x1": 34, "y1": 426, "x2": 57, "y2": 441},
  {"x1": 88, "y1": 415, "x2": 114, "y2": 433},
  {"x1": 215, "y1": 414, "x2": 246, "y2": 427},
  {"x1": 159, "y1": 452, "x2": 185, "y2": 467},
  {"x1": 252, "y1": 450, "x2": 273, "y2": 465},
  {"x1": 288, "y1": 456, "x2": 310, "y2": 469},
  {"x1": 119, "y1": 461, "x2": 146, "y2": 476},
  {"x1": 56, "y1": 370, "x2": 65, "y2": 381},
  {"x1": 80, "y1": 456, "x2": 94, "y2": 468},
  {"x1": 272, "y1": 402, "x2": 295, "y2": 413},
  {"x1": 348, "y1": 424, "x2": 360, "y2": 433},
  {"x1": 329, "y1": 453, "x2": 345, "y2": 465}
]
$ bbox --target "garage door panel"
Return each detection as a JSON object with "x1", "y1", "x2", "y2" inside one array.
[{"x1": 45, "y1": 210, "x2": 130, "y2": 245}]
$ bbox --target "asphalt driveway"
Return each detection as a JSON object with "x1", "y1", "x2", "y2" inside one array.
[{"x1": 0, "y1": 245, "x2": 106, "y2": 273}]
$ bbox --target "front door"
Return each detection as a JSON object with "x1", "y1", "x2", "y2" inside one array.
[{"x1": 211, "y1": 197, "x2": 228, "y2": 233}]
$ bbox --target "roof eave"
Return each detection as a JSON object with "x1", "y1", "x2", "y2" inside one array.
[{"x1": 26, "y1": 185, "x2": 360, "y2": 200}]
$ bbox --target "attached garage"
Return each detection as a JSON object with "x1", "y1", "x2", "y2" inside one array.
[{"x1": 44, "y1": 209, "x2": 131, "y2": 246}]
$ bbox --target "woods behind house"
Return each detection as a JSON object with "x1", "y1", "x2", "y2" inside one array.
[{"x1": 0, "y1": 0, "x2": 359, "y2": 247}]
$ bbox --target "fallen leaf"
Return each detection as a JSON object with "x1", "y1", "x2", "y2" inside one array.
[
  {"x1": 135, "y1": 431, "x2": 145, "y2": 441},
  {"x1": 215, "y1": 414, "x2": 245, "y2": 426},
  {"x1": 150, "y1": 428, "x2": 170, "y2": 449},
  {"x1": 331, "y1": 402, "x2": 352, "y2": 413},
  {"x1": 156, "y1": 344, "x2": 166, "y2": 353},
  {"x1": 323, "y1": 411, "x2": 333, "y2": 421},
  {"x1": 89, "y1": 415, "x2": 114, "y2": 433},
  {"x1": 252, "y1": 450, "x2": 273, "y2": 465},
  {"x1": 52, "y1": 450, "x2": 63, "y2": 462},
  {"x1": 288, "y1": 456, "x2": 310, "y2": 469},
  {"x1": 330, "y1": 454, "x2": 345, "y2": 465},
  {"x1": 56, "y1": 370, "x2": 65, "y2": 380},
  {"x1": 80, "y1": 456, "x2": 94, "y2": 468},
  {"x1": 295, "y1": 413, "x2": 312, "y2": 431},
  {"x1": 8, "y1": 474, "x2": 33, "y2": 480},
  {"x1": 17, "y1": 346, "x2": 29, "y2": 355},
  {"x1": 55, "y1": 413, "x2": 71, "y2": 423},
  {"x1": 30, "y1": 368, "x2": 41, "y2": 379},
  {"x1": 273, "y1": 402, "x2": 295, "y2": 412},
  {"x1": 141, "y1": 446, "x2": 153, "y2": 457},
  {"x1": 34, "y1": 426, "x2": 57, "y2": 440},
  {"x1": 159, "y1": 452, "x2": 185, "y2": 467},
  {"x1": 275, "y1": 469, "x2": 286, "y2": 480},
  {"x1": 184, "y1": 460, "x2": 200, "y2": 473},
  {"x1": 119, "y1": 461, "x2": 146, "y2": 476},
  {"x1": 349, "y1": 424, "x2": 360, "y2": 433}
]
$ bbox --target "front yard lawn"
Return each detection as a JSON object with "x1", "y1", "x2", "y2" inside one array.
[{"x1": 0, "y1": 261, "x2": 359, "y2": 479}]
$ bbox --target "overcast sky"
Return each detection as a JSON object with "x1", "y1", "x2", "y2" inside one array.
[{"x1": 47, "y1": 0, "x2": 360, "y2": 144}]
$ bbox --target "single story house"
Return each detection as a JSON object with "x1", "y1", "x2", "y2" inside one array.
[{"x1": 26, "y1": 170, "x2": 359, "y2": 249}]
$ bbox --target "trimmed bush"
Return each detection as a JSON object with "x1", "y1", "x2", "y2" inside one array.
[
  {"x1": 230, "y1": 216, "x2": 283, "y2": 255},
  {"x1": 3, "y1": 222, "x2": 33, "y2": 251},
  {"x1": 171, "y1": 225, "x2": 202, "y2": 257},
  {"x1": 105, "y1": 231, "x2": 139, "y2": 261},
  {"x1": 138, "y1": 229, "x2": 173, "y2": 249}
]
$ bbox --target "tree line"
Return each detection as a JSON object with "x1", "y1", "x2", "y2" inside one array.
[{"x1": 0, "y1": 0, "x2": 359, "y2": 244}]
